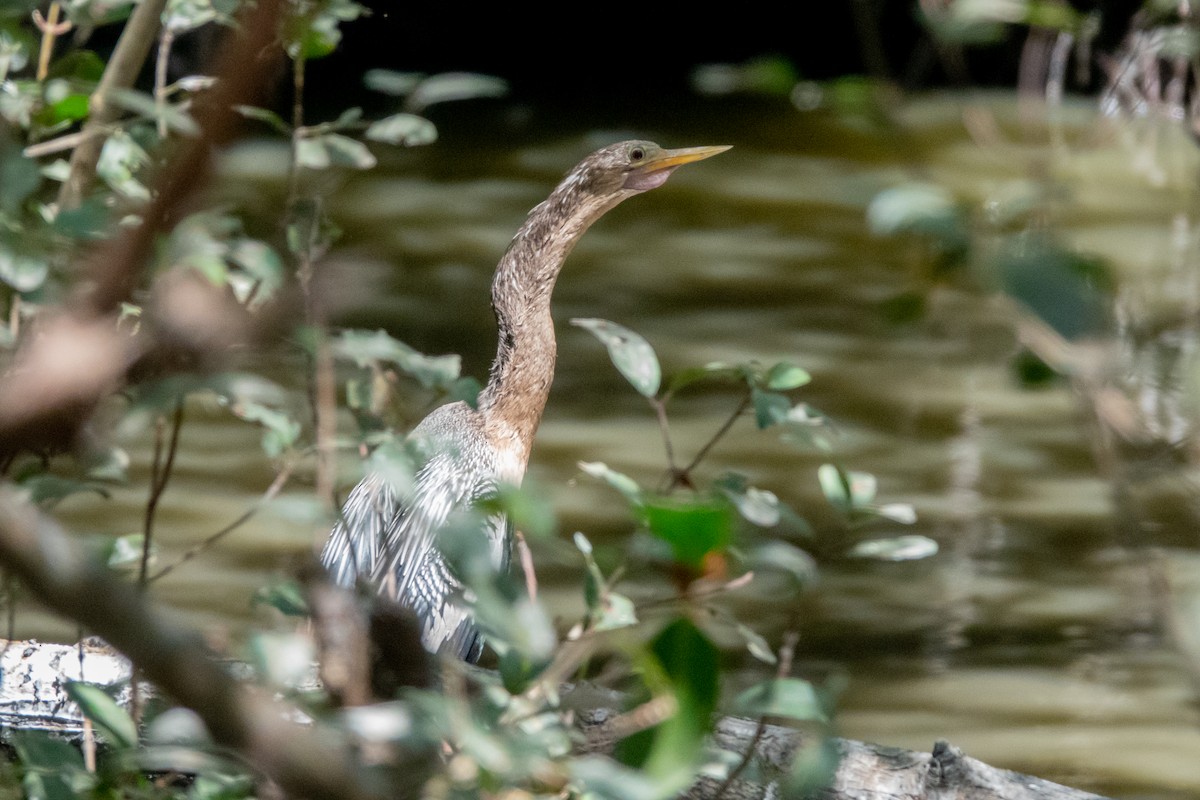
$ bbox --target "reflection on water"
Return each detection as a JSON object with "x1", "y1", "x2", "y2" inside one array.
[{"x1": 33, "y1": 96, "x2": 1200, "y2": 797}]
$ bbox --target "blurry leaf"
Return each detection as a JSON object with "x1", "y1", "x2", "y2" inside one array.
[
  {"x1": 570, "y1": 755, "x2": 664, "y2": 800},
  {"x1": 723, "y1": 485, "x2": 781, "y2": 527},
  {"x1": 876, "y1": 503, "x2": 917, "y2": 524},
  {"x1": 52, "y1": 196, "x2": 109, "y2": 239},
  {"x1": 106, "y1": 534, "x2": 147, "y2": 572},
  {"x1": 867, "y1": 182, "x2": 958, "y2": 237},
  {"x1": 82, "y1": 445, "x2": 129, "y2": 483},
  {"x1": 788, "y1": 733, "x2": 841, "y2": 796},
  {"x1": 765, "y1": 361, "x2": 811, "y2": 391},
  {"x1": 96, "y1": 130, "x2": 149, "y2": 200},
  {"x1": 11, "y1": 730, "x2": 87, "y2": 800},
  {"x1": 1013, "y1": 348, "x2": 1058, "y2": 387},
  {"x1": 46, "y1": 49, "x2": 104, "y2": 82},
  {"x1": 818, "y1": 463, "x2": 875, "y2": 512},
  {"x1": 748, "y1": 541, "x2": 817, "y2": 586},
  {"x1": 578, "y1": 461, "x2": 642, "y2": 505},
  {"x1": 145, "y1": 707, "x2": 210, "y2": 747},
  {"x1": 297, "y1": 133, "x2": 377, "y2": 170},
  {"x1": 849, "y1": 534, "x2": 939, "y2": 561},
  {"x1": 666, "y1": 361, "x2": 742, "y2": 395},
  {"x1": 251, "y1": 579, "x2": 309, "y2": 617},
  {"x1": 735, "y1": 622, "x2": 777, "y2": 664},
  {"x1": 481, "y1": 481, "x2": 556, "y2": 540},
  {"x1": 234, "y1": 104, "x2": 291, "y2": 134},
  {"x1": 246, "y1": 632, "x2": 314, "y2": 689},
  {"x1": 332, "y1": 329, "x2": 461, "y2": 388},
  {"x1": 405, "y1": 72, "x2": 508, "y2": 112},
  {"x1": 0, "y1": 248, "x2": 48, "y2": 292},
  {"x1": 996, "y1": 234, "x2": 1110, "y2": 340},
  {"x1": 642, "y1": 496, "x2": 731, "y2": 569},
  {"x1": 691, "y1": 56, "x2": 800, "y2": 96},
  {"x1": 751, "y1": 388, "x2": 790, "y2": 428},
  {"x1": 228, "y1": 239, "x2": 285, "y2": 309},
  {"x1": 365, "y1": 113, "x2": 437, "y2": 146},
  {"x1": 734, "y1": 677, "x2": 827, "y2": 723},
  {"x1": 20, "y1": 474, "x2": 108, "y2": 507},
  {"x1": 0, "y1": 148, "x2": 40, "y2": 213},
  {"x1": 363, "y1": 69, "x2": 423, "y2": 96},
  {"x1": 595, "y1": 591, "x2": 637, "y2": 631},
  {"x1": 642, "y1": 618, "x2": 720, "y2": 785},
  {"x1": 107, "y1": 87, "x2": 199, "y2": 135},
  {"x1": 572, "y1": 318, "x2": 661, "y2": 397},
  {"x1": 65, "y1": 682, "x2": 137, "y2": 748},
  {"x1": 226, "y1": 400, "x2": 300, "y2": 458}
]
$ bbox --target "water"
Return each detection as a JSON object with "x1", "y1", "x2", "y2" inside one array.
[{"x1": 31, "y1": 94, "x2": 1200, "y2": 797}]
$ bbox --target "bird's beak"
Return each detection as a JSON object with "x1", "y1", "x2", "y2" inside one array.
[
  {"x1": 645, "y1": 145, "x2": 732, "y2": 172},
  {"x1": 625, "y1": 145, "x2": 731, "y2": 191}
]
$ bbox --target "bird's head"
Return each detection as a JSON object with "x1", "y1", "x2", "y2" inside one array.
[{"x1": 568, "y1": 140, "x2": 731, "y2": 198}]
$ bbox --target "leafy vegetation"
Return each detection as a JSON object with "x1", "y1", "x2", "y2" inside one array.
[{"x1": 0, "y1": 2, "x2": 939, "y2": 799}]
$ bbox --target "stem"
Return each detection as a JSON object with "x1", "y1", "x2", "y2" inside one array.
[
  {"x1": 712, "y1": 630, "x2": 800, "y2": 800},
  {"x1": 139, "y1": 401, "x2": 184, "y2": 590},
  {"x1": 57, "y1": 0, "x2": 169, "y2": 210},
  {"x1": 35, "y1": 3, "x2": 63, "y2": 83},
  {"x1": 667, "y1": 393, "x2": 752, "y2": 492},
  {"x1": 155, "y1": 27, "x2": 176, "y2": 140},
  {"x1": 650, "y1": 397, "x2": 678, "y2": 485},
  {"x1": 151, "y1": 463, "x2": 295, "y2": 583}
]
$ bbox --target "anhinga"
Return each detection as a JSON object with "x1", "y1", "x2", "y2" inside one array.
[{"x1": 321, "y1": 140, "x2": 729, "y2": 661}]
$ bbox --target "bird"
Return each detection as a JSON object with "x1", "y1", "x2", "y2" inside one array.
[{"x1": 321, "y1": 140, "x2": 730, "y2": 661}]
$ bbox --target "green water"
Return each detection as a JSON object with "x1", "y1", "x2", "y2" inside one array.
[{"x1": 33, "y1": 93, "x2": 1200, "y2": 798}]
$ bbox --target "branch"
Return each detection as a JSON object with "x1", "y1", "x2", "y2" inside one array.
[{"x1": 0, "y1": 491, "x2": 403, "y2": 800}]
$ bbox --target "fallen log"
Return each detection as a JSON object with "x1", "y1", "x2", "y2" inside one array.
[{"x1": 0, "y1": 638, "x2": 1111, "y2": 800}]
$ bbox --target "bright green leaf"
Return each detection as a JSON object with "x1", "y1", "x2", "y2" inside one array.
[
  {"x1": 65, "y1": 681, "x2": 138, "y2": 748},
  {"x1": 642, "y1": 496, "x2": 731, "y2": 568},
  {"x1": 765, "y1": 361, "x2": 811, "y2": 390}
]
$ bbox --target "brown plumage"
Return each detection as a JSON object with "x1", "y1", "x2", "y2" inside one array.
[{"x1": 322, "y1": 140, "x2": 729, "y2": 660}]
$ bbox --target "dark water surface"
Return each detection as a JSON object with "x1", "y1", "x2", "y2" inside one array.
[{"x1": 34, "y1": 94, "x2": 1200, "y2": 798}]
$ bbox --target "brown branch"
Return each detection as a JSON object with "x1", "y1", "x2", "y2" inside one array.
[
  {"x1": 57, "y1": 0, "x2": 170, "y2": 210},
  {"x1": 0, "y1": 489, "x2": 398, "y2": 800}
]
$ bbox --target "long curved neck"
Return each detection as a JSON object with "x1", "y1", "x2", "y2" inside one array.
[{"x1": 477, "y1": 178, "x2": 629, "y2": 466}]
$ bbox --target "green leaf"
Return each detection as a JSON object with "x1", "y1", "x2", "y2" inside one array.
[
  {"x1": 10, "y1": 730, "x2": 87, "y2": 800},
  {"x1": 0, "y1": 248, "x2": 48, "y2": 293},
  {"x1": 642, "y1": 618, "x2": 720, "y2": 785},
  {"x1": 228, "y1": 239, "x2": 285, "y2": 309},
  {"x1": 765, "y1": 361, "x2": 811, "y2": 390},
  {"x1": 65, "y1": 681, "x2": 138, "y2": 748},
  {"x1": 296, "y1": 133, "x2": 377, "y2": 170},
  {"x1": 224, "y1": 399, "x2": 300, "y2": 458},
  {"x1": 364, "y1": 69, "x2": 423, "y2": 96},
  {"x1": 665, "y1": 361, "x2": 742, "y2": 395},
  {"x1": 818, "y1": 463, "x2": 876, "y2": 512},
  {"x1": 405, "y1": 72, "x2": 508, "y2": 112},
  {"x1": 867, "y1": 182, "x2": 958, "y2": 237},
  {"x1": 724, "y1": 485, "x2": 781, "y2": 527},
  {"x1": 642, "y1": 495, "x2": 731, "y2": 569},
  {"x1": 234, "y1": 104, "x2": 291, "y2": 134},
  {"x1": 571, "y1": 318, "x2": 661, "y2": 397},
  {"x1": 595, "y1": 591, "x2": 637, "y2": 631},
  {"x1": 570, "y1": 756, "x2": 665, "y2": 800},
  {"x1": 735, "y1": 622, "x2": 777, "y2": 664},
  {"x1": 748, "y1": 541, "x2": 817, "y2": 586},
  {"x1": 996, "y1": 234, "x2": 1110, "y2": 340},
  {"x1": 0, "y1": 148, "x2": 40, "y2": 212},
  {"x1": 365, "y1": 113, "x2": 437, "y2": 146},
  {"x1": 19, "y1": 474, "x2": 109, "y2": 507},
  {"x1": 251, "y1": 579, "x2": 309, "y2": 617},
  {"x1": 577, "y1": 461, "x2": 642, "y2": 505},
  {"x1": 734, "y1": 677, "x2": 828, "y2": 723},
  {"x1": 332, "y1": 329, "x2": 461, "y2": 388},
  {"x1": 106, "y1": 87, "x2": 199, "y2": 135},
  {"x1": 751, "y1": 388, "x2": 791, "y2": 428},
  {"x1": 849, "y1": 534, "x2": 939, "y2": 561}
]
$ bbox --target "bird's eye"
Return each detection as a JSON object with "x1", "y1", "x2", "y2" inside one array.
[{"x1": 630, "y1": 147, "x2": 645, "y2": 162}]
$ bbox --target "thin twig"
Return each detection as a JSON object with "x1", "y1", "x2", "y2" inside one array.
[
  {"x1": 515, "y1": 530, "x2": 537, "y2": 600},
  {"x1": 712, "y1": 630, "x2": 800, "y2": 800},
  {"x1": 150, "y1": 463, "x2": 295, "y2": 583},
  {"x1": 155, "y1": 28, "x2": 176, "y2": 140},
  {"x1": 668, "y1": 393, "x2": 752, "y2": 492},
  {"x1": 34, "y1": 3, "x2": 69, "y2": 83},
  {"x1": 139, "y1": 401, "x2": 184, "y2": 590}
]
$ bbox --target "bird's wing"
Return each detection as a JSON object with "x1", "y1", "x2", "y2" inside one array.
[{"x1": 321, "y1": 472, "x2": 398, "y2": 588}]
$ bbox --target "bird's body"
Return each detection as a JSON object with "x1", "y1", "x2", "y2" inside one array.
[{"x1": 321, "y1": 140, "x2": 729, "y2": 660}]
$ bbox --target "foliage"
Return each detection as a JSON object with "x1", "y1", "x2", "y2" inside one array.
[{"x1": 0, "y1": 2, "x2": 933, "y2": 799}]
